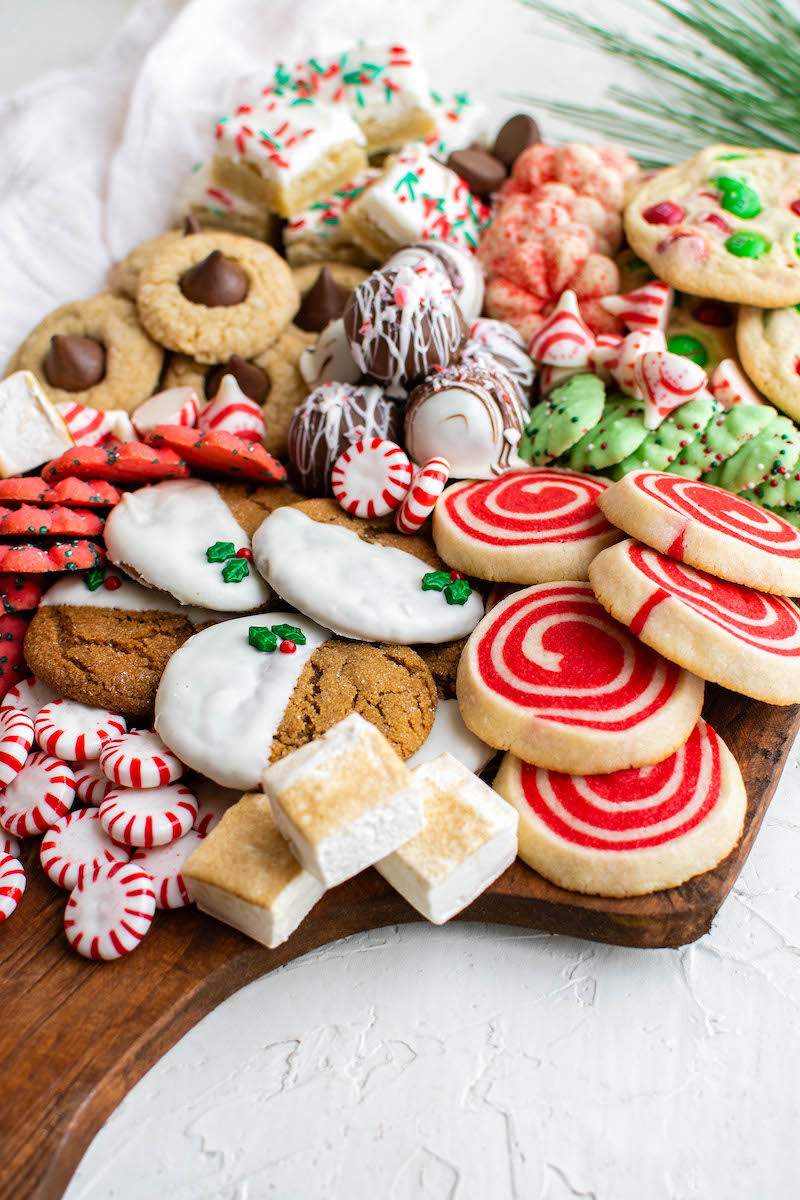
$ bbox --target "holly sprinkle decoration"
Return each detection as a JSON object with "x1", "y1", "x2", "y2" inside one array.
[
  {"x1": 206, "y1": 540, "x2": 251, "y2": 583},
  {"x1": 206, "y1": 541, "x2": 236, "y2": 563},
  {"x1": 421, "y1": 569, "x2": 473, "y2": 606},
  {"x1": 249, "y1": 624, "x2": 307, "y2": 653},
  {"x1": 84, "y1": 566, "x2": 105, "y2": 592},
  {"x1": 222, "y1": 558, "x2": 250, "y2": 583}
]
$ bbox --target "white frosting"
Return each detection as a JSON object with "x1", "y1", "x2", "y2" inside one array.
[
  {"x1": 154, "y1": 612, "x2": 330, "y2": 791},
  {"x1": 424, "y1": 91, "x2": 488, "y2": 161},
  {"x1": 252, "y1": 507, "x2": 484, "y2": 644},
  {"x1": 299, "y1": 319, "x2": 361, "y2": 386},
  {"x1": 405, "y1": 699, "x2": 494, "y2": 774},
  {"x1": 384, "y1": 241, "x2": 485, "y2": 321},
  {"x1": 178, "y1": 160, "x2": 268, "y2": 219},
  {"x1": 39, "y1": 572, "x2": 238, "y2": 626},
  {"x1": 284, "y1": 168, "x2": 380, "y2": 252},
  {"x1": 103, "y1": 479, "x2": 272, "y2": 612}
]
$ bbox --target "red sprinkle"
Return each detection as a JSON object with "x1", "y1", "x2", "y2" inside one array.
[
  {"x1": 790, "y1": 199, "x2": 800, "y2": 217},
  {"x1": 279, "y1": 640, "x2": 296, "y2": 654},
  {"x1": 643, "y1": 201, "x2": 685, "y2": 225},
  {"x1": 449, "y1": 570, "x2": 465, "y2": 581},
  {"x1": 104, "y1": 576, "x2": 122, "y2": 592},
  {"x1": 236, "y1": 547, "x2": 253, "y2": 561}
]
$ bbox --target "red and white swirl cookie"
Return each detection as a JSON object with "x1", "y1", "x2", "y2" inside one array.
[
  {"x1": 590, "y1": 538, "x2": 800, "y2": 704},
  {"x1": 493, "y1": 718, "x2": 746, "y2": 896},
  {"x1": 598, "y1": 469, "x2": 800, "y2": 595},
  {"x1": 456, "y1": 582, "x2": 704, "y2": 774},
  {"x1": 433, "y1": 470, "x2": 624, "y2": 584}
]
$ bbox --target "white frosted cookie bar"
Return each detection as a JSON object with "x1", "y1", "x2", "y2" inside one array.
[
  {"x1": 283, "y1": 168, "x2": 381, "y2": 266},
  {"x1": 377, "y1": 752, "x2": 518, "y2": 924},
  {"x1": 0, "y1": 371, "x2": 74, "y2": 477},
  {"x1": 423, "y1": 90, "x2": 487, "y2": 161},
  {"x1": 183, "y1": 791, "x2": 325, "y2": 948},
  {"x1": 177, "y1": 160, "x2": 274, "y2": 240},
  {"x1": 262, "y1": 713, "x2": 422, "y2": 887}
]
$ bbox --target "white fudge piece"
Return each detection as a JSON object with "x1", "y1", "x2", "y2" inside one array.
[
  {"x1": 262, "y1": 713, "x2": 422, "y2": 887},
  {"x1": 377, "y1": 752, "x2": 519, "y2": 924},
  {"x1": 0, "y1": 370, "x2": 74, "y2": 477},
  {"x1": 405, "y1": 698, "x2": 494, "y2": 774},
  {"x1": 183, "y1": 791, "x2": 324, "y2": 949}
]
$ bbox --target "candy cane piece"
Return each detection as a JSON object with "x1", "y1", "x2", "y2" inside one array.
[{"x1": 395, "y1": 457, "x2": 450, "y2": 534}]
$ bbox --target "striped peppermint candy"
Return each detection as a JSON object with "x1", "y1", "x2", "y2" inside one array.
[
  {"x1": 192, "y1": 778, "x2": 240, "y2": 836},
  {"x1": 64, "y1": 860, "x2": 156, "y2": 960},
  {"x1": 197, "y1": 375, "x2": 266, "y2": 442},
  {"x1": 132, "y1": 386, "x2": 200, "y2": 438},
  {"x1": 600, "y1": 282, "x2": 674, "y2": 333},
  {"x1": 537, "y1": 364, "x2": 583, "y2": 396},
  {"x1": 0, "y1": 831, "x2": 21, "y2": 857},
  {"x1": 99, "y1": 729, "x2": 185, "y2": 788},
  {"x1": 34, "y1": 700, "x2": 127, "y2": 761},
  {"x1": 74, "y1": 759, "x2": 114, "y2": 806},
  {"x1": 0, "y1": 853, "x2": 25, "y2": 923},
  {"x1": 0, "y1": 706, "x2": 34, "y2": 787},
  {"x1": 131, "y1": 829, "x2": 205, "y2": 908},
  {"x1": 0, "y1": 676, "x2": 59, "y2": 721},
  {"x1": 331, "y1": 438, "x2": 413, "y2": 518},
  {"x1": 588, "y1": 332, "x2": 624, "y2": 382},
  {"x1": 610, "y1": 330, "x2": 666, "y2": 397},
  {"x1": 99, "y1": 783, "x2": 198, "y2": 847},
  {"x1": 395, "y1": 457, "x2": 450, "y2": 534},
  {"x1": 709, "y1": 359, "x2": 765, "y2": 410},
  {"x1": 633, "y1": 350, "x2": 707, "y2": 430},
  {"x1": 528, "y1": 291, "x2": 596, "y2": 368},
  {"x1": 40, "y1": 808, "x2": 129, "y2": 890},
  {"x1": 0, "y1": 752, "x2": 76, "y2": 837},
  {"x1": 56, "y1": 401, "x2": 113, "y2": 447}
]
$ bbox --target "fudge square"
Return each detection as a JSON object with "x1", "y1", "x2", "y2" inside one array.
[
  {"x1": 262, "y1": 713, "x2": 423, "y2": 887},
  {"x1": 376, "y1": 753, "x2": 519, "y2": 924},
  {"x1": 0, "y1": 370, "x2": 74, "y2": 477},
  {"x1": 183, "y1": 791, "x2": 325, "y2": 949}
]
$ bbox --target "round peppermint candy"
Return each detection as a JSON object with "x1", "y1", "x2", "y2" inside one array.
[
  {"x1": 40, "y1": 808, "x2": 129, "y2": 890},
  {"x1": 132, "y1": 386, "x2": 199, "y2": 438},
  {"x1": 395, "y1": 457, "x2": 450, "y2": 535},
  {"x1": 0, "y1": 706, "x2": 34, "y2": 787},
  {"x1": 433, "y1": 470, "x2": 624, "y2": 584},
  {"x1": 0, "y1": 831, "x2": 21, "y2": 857},
  {"x1": 34, "y1": 700, "x2": 127, "y2": 761},
  {"x1": 493, "y1": 718, "x2": 747, "y2": 896},
  {"x1": 131, "y1": 829, "x2": 205, "y2": 908},
  {"x1": 0, "y1": 753, "x2": 76, "y2": 837},
  {"x1": 100, "y1": 729, "x2": 185, "y2": 789},
  {"x1": 599, "y1": 469, "x2": 800, "y2": 596},
  {"x1": 0, "y1": 852, "x2": 25, "y2": 922},
  {"x1": 590, "y1": 538, "x2": 800, "y2": 705},
  {"x1": 191, "y1": 777, "x2": 240, "y2": 836},
  {"x1": 0, "y1": 676, "x2": 59, "y2": 721},
  {"x1": 331, "y1": 438, "x2": 413, "y2": 519},
  {"x1": 99, "y1": 783, "x2": 198, "y2": 847},
  {"x1": 74, "y1": 759, "x2": 113, "y2": 807},
  {"x1": 64, "y1": 861, "x2": 156, "y2": 960},
  {"x1": 457, "y1": 582, "x2": 704, "y2": 774}
]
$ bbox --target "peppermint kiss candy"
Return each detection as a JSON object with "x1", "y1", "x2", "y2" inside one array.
[
  {"x1": 40, "y1": 808, "x2": 129, "y2": 890},
  {"x1": 0, "y1": 853, "x2": 25, "y2": 922},
  {"x1": 0, "y1": 706, "x2": 34, "y2": 787},
  {"x1": 590, "y1": 538, "x2": 800, "y2": 705},
  {"x1": 493, "y1": 718, "x2": 747, "y2": 897},
  {"x1": 56, "y1": 401, "x2": 114, "y2": 447},
  {"x1": 34, "y1": 700, "x2": 127, "y2": 761},
  {"x1": 64, "y1": 860, "x2": 156, "y2": 960},
  {"x1": 598, "y1": 470, "x2": 800, "y2": 595},
  {"x1": 74, "y1": 759, "x2": 113, "y2": 807},
  {"x1": 131, "y1": 830, "x2": 205, "y2": 908},
  {"x1": 99, "y1": 729, "x2": 185, "y2": 788},
  {"x1": 434, "y1": 470, "x2": 624, "y2": 584},
  {"x1": 528, "y1": 291, "x2": 595, "y2": 368},
  {"x1": 0, "y1": 752, "x2": 76, "y2": 837},
  {"x1": 331, "y1": 438, "x2": 413, "y2": 519},
  {"x1": 197, "y1": 375, "x2": 266, "y2": 442},
  {"x1": 0, "y1": 831, "x2": 21, "y2": 857},
  {"x1": 610, "y1": 330, "x2": 666, "y2": 397},
  {"x1": 589, "y1": 333, "x2": 624, "y2": 382},
  {"x1": 132, "y1": 387, "x2": 200, "y2": 438},
  {"x1": 709, "y1": 359, "x2": 764, "y2": 409},
  {"x1": 457, "y1": 582, "x2": 704, "y2": 774},
  {"x1": 0, "y1": 676, "x2": 59, "y2": 721},
  {"x1": 99, "y1": 783, "x2": 198, "y2": 847},
  {"x1": 633, "y1": 350, "x2": 707, "y2": 430},
  {"x1": 600, "y1": 281, "x2": 674, "y2": 334},
  {"x1": 395, "y1": 457, "x2": 450, "y2": 535}
]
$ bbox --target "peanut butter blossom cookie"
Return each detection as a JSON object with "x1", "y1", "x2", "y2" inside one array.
[
  {"x1": 736, "y1": 303, "x2": 800, "y2": 422},
  {"x1": 625, "y1": 145, "x2": 800, "y2": 307}
]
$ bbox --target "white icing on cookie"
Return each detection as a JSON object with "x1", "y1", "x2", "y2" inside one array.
[
  {"x1": 384, "y1": 241, "x2": 485, "y2": 321},
  {"x1": 405, "y1": 698, "x2": 494, "y2": 774},
  {"x1": 284, "y1": 169, "x2": 381, "y2": 257},
  {"x1": 103, "y1": 479, "x2": 272, "y2": 612},
  {"x1": 252, "y1": 506, "x2": 484, "y2": 644},
  {"x1": 299, "y1": 319, "x2": 361, "y2": 386},
  {"x1": 39, "y1": 574, "x2": 237, "y2": 626},
  {"x1": 154, "y1": 613, "x2": 330, "y2": 791},
  {"x1": 178, "y1": 160, "x2": 268, "y2": 220},
  {"x1": 423, "y1": 91, "x2": 488, "y2": 162}
]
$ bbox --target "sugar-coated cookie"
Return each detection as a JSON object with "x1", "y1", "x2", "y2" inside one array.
[
  {"x1": 110, "y1": 232, "x2": 182, "y2": 299},
  {"x1": 625, "y1": 146, "x2": 800, "y2": 306},
  {"x1": 736, "y1": 304, "x2": 800, "y2": 422},
  {"x1": 597, "y1": 470, "x2": 800, "y2": 595},
  {"x1": 493, "y1": 718, "x2": 746, "y2": 897},
  {"x1": 589, "y1": 538, "x2": 800, "y2": 704},
  {"x1": 433, "y1": 469, "x2": 623, "y2": 584},
  {"x1": 456, "y1": 582, "x2": 704, "y2": 774}
]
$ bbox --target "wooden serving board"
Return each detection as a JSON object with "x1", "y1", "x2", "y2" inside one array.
[{"x1": 1, "y1": 684, "x2": 797, "y2": 1200}]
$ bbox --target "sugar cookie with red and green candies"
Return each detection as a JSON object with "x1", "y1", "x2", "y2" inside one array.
[
  {"x1": 736, "y1": 303, "x2": 800, "y2": 423},
  {"x1": 625, "y1": 145, "x2": 800, "y2": 307}
]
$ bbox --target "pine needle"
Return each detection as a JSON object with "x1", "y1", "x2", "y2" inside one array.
[{"x1": 516, "y1": 0, "x2": 800, "y2": 165}]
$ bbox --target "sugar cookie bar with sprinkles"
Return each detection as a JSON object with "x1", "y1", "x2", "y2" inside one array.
[
  {"x1": 423, "y1": 90, "x2": 487, "y2": 162},
  {"x1": 176, "y1": 160, "x2": 274, "y2": 241},
  {"x1": 282, "y1": 168, "x2": 381, "y2": 266}
]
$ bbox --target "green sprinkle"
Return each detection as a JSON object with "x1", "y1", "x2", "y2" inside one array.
[
  {"x1": 715, "y1": 153, "x2": 747, "y2": 161},
  {"x1": 421, "y1": 570, "x2": 451, "y2": 592},
  {"x1": 725, "y1": 231, "x2": 771, "y2": 258},
  {"x1": 84, "y1": 567, "x2": 105, "y2": 592},
  {"x1": 667, "y1": 334, "x2": 708, "y2": 367},
  {"x1": 249, "y1": 626, "x2": 277, "y2": 653},
  {"x1": 794, "y1": 232, "x2": 800, "y2": 259},
  {"x1": 222, "y1": 558, "x2": 249, "y2": 583},
  {"x1": 206, "y1": 541, "x2": 235, "y2": 563},
  {"x1": 444, "y1": 579, "x2": 473, "y2": 606},
  {"x1": 271, "y1": 623, "x2": 307, "y2": 646}
]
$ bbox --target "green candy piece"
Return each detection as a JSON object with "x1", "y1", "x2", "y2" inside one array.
[
  {"x1": 701, "y1": 416, "x2": 800, "y2": 494},
  {"x1": 444, "y1": 579, "x2": 472, "y2": 606},
  {"x1": 666, "y1": 333, "x2": 708, "y2": 367},
  {"x1": 715, "y1": 153, "x2": 746, "y2": 161},
  {"x1": 520, "y1": 374, "x2": 606, "y2": 466},
  {"x1": 714, "y1": 176, "x2": 761, "y2": 219},
  {"x1": 84, "y1": 567, "x2": 105, "y2": 592},
  {"x1": 222, "y1": 557, "x2": 250, "y2": 583},
  {"x1": 271, "y1": 623, "x2": 307, "y2": 646},
  {"x1": 794, "y1": 232, "x2": 800, "y2": 259},
  {"x1": 613, "y1": 393, "x2": 720, "y2": 478},
  {"x1": 725, "y1": 231, "x2": 771, "y2": 258},
  {"x1": 207, "y1": 540, "x2": 236, "y2": 563},
  {"x1": 669, "y1": 403, "x2": 777, "y2": 478},
  {"x1": 249, "y1": 626, "x2": 278, "y2": 653},
  {"x1": 421, "y1": 570, "x2": 451, "y2": 592},
  {"x1": 567, "y1": 397, "x2": 649, "y2": 472}
]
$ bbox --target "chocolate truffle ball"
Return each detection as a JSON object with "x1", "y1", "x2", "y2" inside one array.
[
  {"x1": 383, "y1": 241, "x2": 485, "y2": 322},
  {"x1": 287, "y1": 381, "x2": 402, "y2": 496},
  {"x1": 458, "y1": 317, "x2": 536, "y2": 402}
]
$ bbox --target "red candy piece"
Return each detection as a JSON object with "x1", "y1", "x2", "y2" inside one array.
[
  {"x1": 145, "y1": 425, "x2": 286, "y2": 484},
  {"x1": 395, "y1": 457, "x2": 450, "y2": 535},
  {"x1": 0, "y1": 504, "x2": 104, "y2": 538},
  {"x1": 0, "y1": 614, "x2": 31, "y2": 702},
  {"x1": 691, "y1": 299, "x2": 734, "y2": 328},
  {"x1": 643, "y1": 201, "x2": 685, "y2": 225},
  {"x1": 0, "y1": 477, "x2": 49, "y2": 506},
  {"x1": 42, "y1": 478, "x2": 121, "y2": 509},
  {"x1": 0, "y1": 574, "x2": 42, "y2": 614},
  {"x1": 0, "y1": 540, "x2": 106, "y2": 573},
  {"x1": 42, "y1": 442, "x2": 189, "y2": 486}
]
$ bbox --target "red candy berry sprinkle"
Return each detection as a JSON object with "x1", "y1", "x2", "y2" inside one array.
[
  {"x1": 104, "y1": 576, "x2": 122, "y2": 592},
  {"x1": 279, "y1": 640, "x2": 296, "y2": 654},
  {"x1": 449, "y1": 570, "x2": 465, "y2": 581},
  {"x1": 235, "y1": 547, "x2": 253, "y2": 561},
  {"x1": 790, "y1": 200, "x2": 800, "y2": 217},
  {"x1": 643, "y1": 201, "x2": 685, "y2": 225}
]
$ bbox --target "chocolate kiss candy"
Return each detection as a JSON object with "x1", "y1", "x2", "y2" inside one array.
[
  {"x1": 43, "y1": 335, "x2": 106, "y2": 392},
  {"x1": 182, "y1": 214, "x2": 202, "y2": 235},
  {"x1": 179, "y1": 250, "x2": 249, "y2": 307},
  {"x1": 294, "y1": 267, "x2": 348, "y2": 333},
  {"x1": 446, "y1": 147, "x2": 507, "y2": 200},
  {"x1": 204, "y1": 355, "x2": 270, "y2": 403},
  {"x1": 492, "y1": 113, "x2": 541, "y2": 169}
]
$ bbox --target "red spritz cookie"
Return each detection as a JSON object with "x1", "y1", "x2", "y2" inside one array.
[
  {"x1": 34, "y1": 700, "x2": 127, "y2": 761},
  {"x1": 493, "y1": 718, "x2": 746, "y2": 896},
  {"x1": 42, "y1": 442, "x2": 189, "y2": 486},
  {"x1": 590, "y1": 538, "x2": 800, "y2": 704},
  {"x1": 64, "y1": 860, "x2": 156, "y2": 960},
  {"x1": 40, "y1": 808, "x2": 129, "y2": 890},
  {"x1": 456, "y1": 582, "x2": 704, "y2": 774},
  {"x1": 42, "y1": 478, "x2": 121, "y2": 509},
  {"x1": 598, "y1": 469, "x2": 800, "y2": 595},
  {"x1": 0, "y1": 853, "x2": 25, "y2": 923},
  {"x1": 0, "y1": 505, "x2": 105, "y2": 539},
  {"x1": 0, "y1": 477, "x2": 49, "y2": 506},
  {"x1": 100, "y1": 729, "x2": 185, "y2": 788},
  {"x1": 99, "y1": 782, "x2": 198, "y2": 847},
  {"x1": 131, "y1": 829, "x2": 205, "y2": 908},
  {"x1": 0, "y1": 752, "x2": 76, "y2": 837},
  {"x1": 0, "y1": 706, "x2": 34, "y2": 787},
  {"x1": 145, "y1": 425, "x2": 286, "y2": 483},
  {"x1": 0, "y1": 575, "x2": 44, "y2": 614},
  {"x1": 0, "y1": 541, "x2": 106, "y2": 573},
  {"x1": 434, "y1": 470, "x2": 624, "y2": 584},
  {"x1": 0, "y1": 614, "x2": 31, "y2": 702}
]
